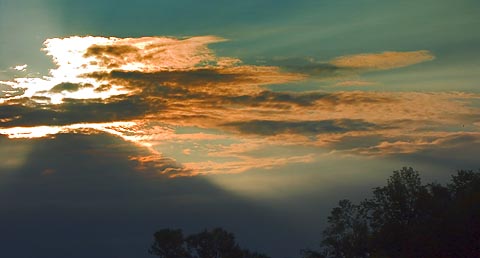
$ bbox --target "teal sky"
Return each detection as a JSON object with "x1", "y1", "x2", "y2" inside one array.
[
  {"x1": 0, "y1": 1, "x2": 479, "y2": 257},
  {"x1": 1, "y1": 0, "x2": 480, "y2": 91}
]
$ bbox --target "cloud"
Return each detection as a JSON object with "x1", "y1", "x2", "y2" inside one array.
[
  {"x1": 12, "y1": 64, "x2": 28, "y2": 71},
  {"x1": 86, "y1": 66, "x2": 302, "y2": 95},
  {"x1": 49, "y1": 82, "x2": 93, "y2": 93},
  {"x1": 0, "y1": 121, "x2": 138, "y2": 140},
  {"x1": 264, "y1": 57, "x2": 343, "y2": 78},
  {"x1": 329, "y1": 50, "x2": 435, "y2": 70},
  {"x1": 335, "y1": 80, "x2": 376, "y2": 87},
  {"x1": 0, "y1": 96, "x2": 150, "y2": 127},
  {"x1": 0, "y1": 35, "x2": 477, "y2": 176},
  {"x1": 345, "y1": 132, "x2": 480, "y2": 156},
  {"x1": 0, "y1": 36, "x2": 249, "y2": 105},
  {"x1": 262, "y1": 51, "x2": 435, "y2": 81},
  {"x1": 44, "y1": 35, "x2": 230, "y2": 74},
  {"x1": 128, "y1": 154, "x2": 187, "y2": 176},
  {"x1": 80, "y1": 36, "x2": 233, "y2": 72},
  {"x1": 0, "y1": 83, "x2": 25, "y2": 98},
  {"x1": 223, "y1": 119, "x2": 379, "y2": 136}
]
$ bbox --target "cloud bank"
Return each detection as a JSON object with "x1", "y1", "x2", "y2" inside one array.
[{"x1": 0, "y1": 36, "x2": 478, "y2": 176}]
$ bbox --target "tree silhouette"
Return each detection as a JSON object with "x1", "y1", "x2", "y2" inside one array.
[
  {"x1": 148, "y1": 167, "x2": 480, "y2": 258},
  {"x1": 307, "y1": 167, "x2": 480, "y2": 258},
  {"x1": 186, "y1": 228, "x2": 245, "y2": 258},
  {"x1": 149, "y1": 229, "x2": 190, "y2": 258},
  {"x1": 320, "y1": 200, "x2": 369, "y2": 258},
  {"x1": 150, "y1": 227, "x2": 270, "y2": 258},
  {"x1": 300, "y1": 249, "x2": 326, "y2": 258},
  {"x1": 365, "y1": 167, "x2": 432, "y2": 257}
]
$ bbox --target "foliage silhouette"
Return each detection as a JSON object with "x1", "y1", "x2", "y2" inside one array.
[
  {"x1": 149, "y1": 229, "x2": 190, "y2": 258},
  {"x1": 150, "y1": 227, "x2": 270, "y2": 258},
  {"x1": 149, "y1": 167, "x2": 479, "y2": 258},
  {"x1": 303, "y1": 167, "x2": 480, "y2": 258}
]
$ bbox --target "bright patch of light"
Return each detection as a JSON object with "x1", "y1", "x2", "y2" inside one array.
[
  {"x1": 12, "y1": 64, "x2": 28, "y2": 71},
  {"x1": 0, "y1": 121, "x2": 139, "y2": 142},
  {"x1": 1, "y1": 35, "x2": 230, "y2": 104},
  {"x1": 44, "y1": 36, "x2": 115, "y2": 79},
  {"x1": 0, "y1": 126, "x2": 63, "y2": 139}
]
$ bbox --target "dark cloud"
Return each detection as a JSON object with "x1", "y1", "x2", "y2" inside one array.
[
  {"x1": 0, "y1": 95, "x2": 154, "y2": 127},
  {"x1": 31, "y1": 95, "x2": 52, "y2": 101},
  {"x1": 223, "y1": 91, "x2": 329, "y2": 107},
  {"x1": 86, "y1": 69, "x2": 256, "y2": 89},
  {"x1": 86, "y1": 69, "x2": 393, "y2": 108},
  {"x1": 84, "y1": 44, "x2": 140, "y2": 58},
  {"x1": 94, "y1": 83, "x2": 113, "y2": 92},
  {"x1": 223, "y1": 119, "x2": 379, "y2": 136},
  {"x1": 0, "y1": 133, "x2": 319, "y2": 258},
  {"x1": 50, "y1": 82, "x2": 93, "y2": 93},
  {"x1": 83, "y1": 44, "x2": 141, "y2": 69},
  {"x1": 265, "y1": 57, "x2": 348, "y2": 77},
  {"x1": 0, "y1": 83, "x2": 25, "y2": 98}
]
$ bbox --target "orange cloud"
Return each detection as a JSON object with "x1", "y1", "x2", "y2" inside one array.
[
  {"x1": 1, "y1": 36, "x2": 303, "y2": 105},
  {"x1": 79, "y1": 36, "x2": 232, "y2": 72},
  {"x1": 1, "y1": 35, "x2": 478, "y2": 177},
  {"x1": 335, "y1": 80, "x2": 376, "y2": 87},
  {"x1": 345, "y1": 132, "x2": 480, "y2": 156},
  {"x1": 128, "y1": 154, "x2": 186, "y2": 175},
  {"x1": 330, "y1": 50, "x2": 434, "y2": 70}
]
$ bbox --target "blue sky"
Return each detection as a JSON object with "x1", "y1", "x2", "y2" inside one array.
[{"x1": 0, "y1": 1, "x2": 479, "y2": 257}]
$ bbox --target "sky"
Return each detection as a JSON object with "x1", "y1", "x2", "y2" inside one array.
[{"x1": 0, "y1": 0, "x2": 479, "y2": 257}]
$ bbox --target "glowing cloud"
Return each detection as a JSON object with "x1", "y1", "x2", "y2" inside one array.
[
  {"x1": 335, "y1": 80, "x2": 376, "y2": 87},
  {"x1": 330, "y1": 50, "x2": 435, "y2": 70},
  {"x1": 1, "y1": 36, "x2": 302, "y2": 105},
  {"x1": 0, "y1": 35, "x2": 478, "y2": 177},
  {"x1": 0, "y1": 121, "x2": 138, "y2": 140},
  {"x1": 12, "y1": 64, "x2": 28, "y2": 71}
]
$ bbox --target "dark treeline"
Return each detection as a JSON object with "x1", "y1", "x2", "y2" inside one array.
[
  {"x1": 149, "y1": 167, "x2": 480, "y2": 258},
  {"x1": 149, "y1": 228, "x2": 269, "y2": 258}
]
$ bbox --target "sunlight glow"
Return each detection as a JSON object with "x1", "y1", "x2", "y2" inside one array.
[
  {"x1": 0, "y1": 35, "x2": 234, "y2": 105},
  {"x1": 12, "y1": 64, "x2": 28, "y2": 71},
  {"x1": 0, "y1": 121, "x2": 139, "y2": 141}
]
